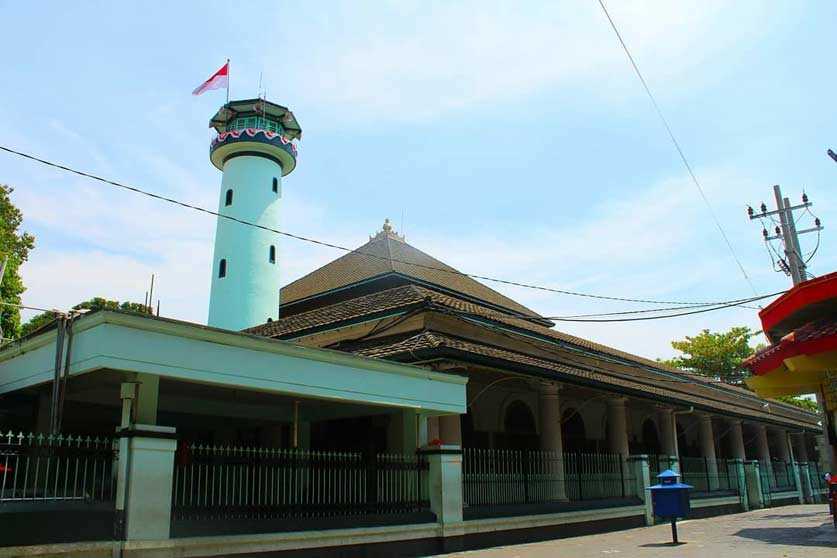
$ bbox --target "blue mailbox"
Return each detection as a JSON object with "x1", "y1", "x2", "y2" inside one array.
[{"x1": 650, "y1": 469, "x2": 692, "y2": 544}]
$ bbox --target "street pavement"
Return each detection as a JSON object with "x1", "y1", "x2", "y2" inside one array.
[{"x1": 440, "y1": 505, "x2": 836, "y2": 557}]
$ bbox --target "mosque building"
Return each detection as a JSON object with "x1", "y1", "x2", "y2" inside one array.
[{"x1": 0, "y1": 97, "x2": 827, "y2": 556}]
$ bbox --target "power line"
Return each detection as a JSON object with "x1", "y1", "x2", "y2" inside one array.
[
  {"x1": 436, "y1": 289, "x2": 778, "y2": 324},
  {"x1": 595, "y1": 0, "x2": 759, "y2": 298},
  {"x1": 544, "y1": 293, "x2": 778, "y2": 319},
  {"x1": 1, "y1": 144, "x2": 767, "y2": 308}
]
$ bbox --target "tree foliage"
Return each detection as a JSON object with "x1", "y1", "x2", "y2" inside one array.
[
  {"x1": 663, "y1": 326, "x2": 755, "y2": 385},
  {"x1": 776, "y1": 395, "x2": 820, "y2": 413},
  {"x1": 663, "y1": 326, "x2": 820, "y2": 414},
  {"x1": 0, "y1": 185, "x2": 35, "y2": 340},
  {"x1": 19, "y1": 297, "x2": 151, "y2": 337}
]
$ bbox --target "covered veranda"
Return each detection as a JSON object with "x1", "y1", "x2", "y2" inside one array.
[{"x1": 0, "y1": 310, "x2": 466, "y2": 546}]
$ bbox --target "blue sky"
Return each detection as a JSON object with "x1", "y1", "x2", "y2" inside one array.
[{"x1": 1, "y1": 1, "x2": 835, "y2": 358}]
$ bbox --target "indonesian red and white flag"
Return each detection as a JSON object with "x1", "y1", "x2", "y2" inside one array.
[{"x1": 192, "y1": 61, "x2": 229, "y2": 96}]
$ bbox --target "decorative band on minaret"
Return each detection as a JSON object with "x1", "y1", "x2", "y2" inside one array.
[{"x1": 206, "y1": 99, "x2": 302, "y2": 331}]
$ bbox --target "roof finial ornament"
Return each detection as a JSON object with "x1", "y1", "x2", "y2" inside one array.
[{"x1": 370, "y1": 218, "x2": 405, "y2": 241}]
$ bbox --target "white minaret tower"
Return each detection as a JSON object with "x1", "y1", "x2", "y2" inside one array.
[{"x1": 206, "y1": 99, "x2": 301, "y2": 330}]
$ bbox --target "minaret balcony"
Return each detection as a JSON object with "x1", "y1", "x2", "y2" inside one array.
[{"x1": 210, "y1": 127, "x2": 298, "y2": 175}]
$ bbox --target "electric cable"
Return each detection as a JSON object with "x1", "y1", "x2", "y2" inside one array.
[
  {"x1": 595, "y1": 0, "x2": 759, "y2": 298},
  {"x1": 0, "y1": 144, "x2": 773, "y2": 309}
]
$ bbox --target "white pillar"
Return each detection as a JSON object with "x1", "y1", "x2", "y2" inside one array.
[
  {"x1": 537, "y1": 382, "x2": 567, "y2": 500},
  {"x1": 607, "y1": 397, "x2": 629, "y2": 457},
  {"x1": 728, "y1": 419, "x2": 746, "y2": 460},
  {"x1": 657, "y1": 406, "x2": 677, "y2": 457},
  {"x1": 134, "y1": 373, "x2": 159, "y2": 425},
  {"x1": 756, "y1": 425, "x2": 771, "y2": 462},
  {"x1": 756, "y1": 424, "x2": 775, "y2": 488},
  {"x1": 698, "y1": 413, "x2": 719, "y2": 489},
  {"x1": 439, "y1": 415, "x2": 462, "y2": 446}
]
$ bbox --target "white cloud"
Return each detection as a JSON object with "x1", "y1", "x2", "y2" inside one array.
[{"x1": 264, "y1": 0, "x2": 781, "y2": 123}]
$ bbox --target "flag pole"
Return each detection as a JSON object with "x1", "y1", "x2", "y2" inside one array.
[{"x1": 226, "y1": 58, "x2": 230, "y2": 104}]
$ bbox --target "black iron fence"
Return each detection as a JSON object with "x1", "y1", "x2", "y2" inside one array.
[
  {"x1": 0, "y1": 431, "x2": 116, "y2": 504},
  {"x1": 648, "y1": 455, "x2": 679, "y2": 480},
  {"x1": 462, "y1": 449, "x2": 636, "y2": 507},
  {"x1": 809, "y1": 462, "x2": 828, "y2": 494},
  {"x1": 760, "y1": 459, "x2": 796, "y2": 493},
  {"x1": 679, "y1": 457, "x2": 738, "y2": 494},
  {"x1": 171, "y1": 444, "x2": 428, "y2": 522}
]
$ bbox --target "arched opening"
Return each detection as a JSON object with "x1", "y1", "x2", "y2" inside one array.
[
  {"x1": 561, "y1": 408, "x2": 589, "y2": 452},
  {"x1": 640, "y1": 418, "x2": 661, "y2": 455},
  {"x1": 218, "y1": 258, "x2": 227, "y2": 278},
  {"x1": 498, "y1": 400, "x2": 537, "y2": 450},
  {"x1": 224, "y1": 189, "x2": 233, "y2": 206},
  {"x1": 272, "y1": 177, "x2": 279, "y2": 193},
  {"x1": 268, "y1": 245, "x2": 276, "y2": 264}
]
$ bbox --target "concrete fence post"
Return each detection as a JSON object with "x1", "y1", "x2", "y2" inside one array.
[
  {"x1": 115, "y1": 424, "x2": 177, "y2": 541},
  {"x1": 791, "y1": 462, "x2": 804, "y2": 504},
  {"x1": 798, "y1": 462, "x2": 813, "y2": 504},
  {"x1": 744, "y1": 460, "x2": 764, "y2": 509},
  {"x1": 732, "y1": 458, "x2": 748, "y2": 511},
  {"x1": 628, "y1": 455, "x2": 653, "y2": 526},
  {"x1": 420, "y1": 445, "x2": 464, "y2": 535}
]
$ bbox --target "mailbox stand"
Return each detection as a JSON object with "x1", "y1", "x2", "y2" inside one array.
[{"x1": 650, "y1": 469, "x2": 692, "y2": 545}]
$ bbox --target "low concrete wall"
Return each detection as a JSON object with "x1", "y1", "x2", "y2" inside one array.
[
  {"x1": 688, "y1": 495, "x2": 742, "y2": 519},
  {"x1": 0, "y1": 505, "x2": 646, "y2": 558}
]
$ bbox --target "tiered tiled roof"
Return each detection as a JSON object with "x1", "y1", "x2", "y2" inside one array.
[
  {"x1": 250, "y1": 223, "x2": 820, "y2": 430},
  {"x1": 280, "y1": 220, "x2": 543, "y2": 320},
  {"x1": 250, "y1": 283, "x2": 819, "y2": 429}
]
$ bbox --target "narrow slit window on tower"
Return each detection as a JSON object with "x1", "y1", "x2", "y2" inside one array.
[
  {"x1": 269, "y1": 245, "x2": 276, "y2": 264},
  {"x1": 225, "y1": 189, "x2": 233, "y2": 206},
  {"x1": 272, "y1": 177, "x2": 278, "y2": 193},
  {"x1": 218, "y1": 258, "x2": 227, "y2": 278}
]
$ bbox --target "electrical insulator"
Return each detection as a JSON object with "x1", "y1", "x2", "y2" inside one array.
[
  {"x1": 760, "y1": 202, "x2": 767, "y2": 213},
  {"x1": 762, "y1": 228, "x2": 768, "y2": 238},
  {"x1": 802, "y1": 192, "x2": 809, "y2": 203},
  {"x1": 775, "y1": 226, "x2": 781, "y2": 235},
  {"x1": 747, "y1": 206, "x2": 754, "y2": 217},
  {"x1": 816, "y1": 217, "x2": 821, "y2": 227}
]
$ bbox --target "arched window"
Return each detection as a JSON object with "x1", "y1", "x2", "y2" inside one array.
[
  {"x1": 642, "y1": 419, "x2": 661, "y2": 454},
  {"x1": 225, "y1": 189, "x2": 233, "y2": 206},
  {"x1": 218, "y1": 258, "x2": 227, "y2": 278},
  {"x1": 504, "y1": 401, "x2": 536, "y2": 434},
  {"x1": 268, "y1": 245, "x2": 276, "y2": 264},
  {"x1": 272, "y1": 177, "x2": 279, "y2": 193},
  {"x1": 561, "y1": 408, "x2": 588, "y2": 452}
]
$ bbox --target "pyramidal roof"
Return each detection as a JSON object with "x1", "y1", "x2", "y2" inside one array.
[{"x1": 280, "y1": 220, "x2": 544, "y2": 319}]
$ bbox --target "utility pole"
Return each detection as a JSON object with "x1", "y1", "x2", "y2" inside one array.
[{"x1": 747, "y1": 185, "x2": 822, "y2": 286}]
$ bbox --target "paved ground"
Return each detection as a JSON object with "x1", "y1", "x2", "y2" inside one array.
[{"x1": 441, "y1": 505, "x2": 836, "y2": 557}]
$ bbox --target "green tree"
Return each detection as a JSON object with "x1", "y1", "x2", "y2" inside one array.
[
  {"x1": 20, "y1": 297, "x2": 151, "y2": 337},
  {"x1": 0, "y1": 185, "x2": 35, "y2": 339},
  {"x1": 776, "y1": 395, "x2": 819, "y2": 413},
  {"x1": 663, "y1": 326, "x2": 820, "y2": 413},
  {"x1": 663, "y1": 326, "x2": 755, "y2": 385}
]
